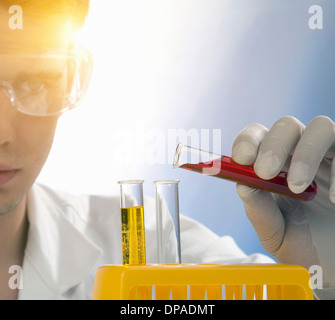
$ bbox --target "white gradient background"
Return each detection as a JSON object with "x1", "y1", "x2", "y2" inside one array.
[{"x1": 38, "y1": 0, "x2": 335, "y2": 258}]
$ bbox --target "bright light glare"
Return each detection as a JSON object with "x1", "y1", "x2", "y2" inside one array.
[{"x1": 73, "y1": 0, "x2": 182, "y2": 124}]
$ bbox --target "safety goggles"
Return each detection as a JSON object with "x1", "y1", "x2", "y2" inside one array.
[{"x1": 0, "y1": 44, "x2": 93, "y2": 116}]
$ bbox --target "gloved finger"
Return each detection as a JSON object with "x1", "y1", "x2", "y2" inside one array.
[
  {"x1": 253, "y1": 116, "x2": 304, "y2": 180},
  {"x1": 330, "y1": 158, "x2": 335, "y2": 203},
  {"x1": 231, "y1": 123, "x2": 268, "y2": 165},
  {"x1": 287, "y1": 116, "x2": 335, "y2": 194},
  {"x1": 236, "y1": 184, "x2": 285, "y2": 255}
]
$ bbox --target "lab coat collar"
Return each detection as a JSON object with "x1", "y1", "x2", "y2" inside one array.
[{"x1": 19, "y1": 184, "x2": 102, "y2": 299}]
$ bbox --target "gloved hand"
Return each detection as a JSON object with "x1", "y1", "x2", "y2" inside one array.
[{"x1": 231, "y1": 115, "x2": 335, "y2": 299}]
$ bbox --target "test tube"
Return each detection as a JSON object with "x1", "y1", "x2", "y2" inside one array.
[
  {"x1": 154, "y1": 180, "x2": 181, "y2": 264},
  {"x1": 118, "y1": 180, "x2": 146, "y2": 265},
  {"x1": 173, "y1": 143, "x2": 318, "y2": 201}
]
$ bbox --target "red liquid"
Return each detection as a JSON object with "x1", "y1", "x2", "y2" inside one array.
[{"x1": 180, "y1": 156, "x2": 317, "y2": 201}]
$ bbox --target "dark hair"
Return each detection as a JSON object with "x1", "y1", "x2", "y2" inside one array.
[{"x1": 2, "y1": 0, "x2": 90, "y2": 29}]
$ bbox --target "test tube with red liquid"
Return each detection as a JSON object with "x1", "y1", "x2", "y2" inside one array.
[{"x1": 173, "y1": 143, "x2": 317, "y2": 201}]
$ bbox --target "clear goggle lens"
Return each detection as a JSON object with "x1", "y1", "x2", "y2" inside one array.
[{"x1": 0, "y1": 45, "x2": 93, "y2": 116}]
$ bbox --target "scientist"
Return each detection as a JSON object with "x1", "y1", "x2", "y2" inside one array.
[
  {"x1": 0, "y1": 0, "x2": 272, "y2": 300},
  {"x1": 0, "y1": 0, "x2": 333, "y2": 300}
]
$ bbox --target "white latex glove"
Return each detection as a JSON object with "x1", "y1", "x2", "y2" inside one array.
[{"x1": 231, "y1": 115, "x2": 335, "y2": 299}]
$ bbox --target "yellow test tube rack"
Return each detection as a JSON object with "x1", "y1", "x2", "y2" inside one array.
[{"x1": 92, "y1": 263, "x2": 314, "y2": 300}]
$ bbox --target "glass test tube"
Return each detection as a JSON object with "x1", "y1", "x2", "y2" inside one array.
[
  {"x1": 173, "y1": 143, "x2": 318, "y2": 201},
  {"x1": 118, "y1": 180, "x2": 146, "y2": 265},
  {"x1": 154, "y1": 180, "x2": 181, "y2": 264}
]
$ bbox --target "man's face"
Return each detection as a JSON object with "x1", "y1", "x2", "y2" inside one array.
[{"x1": 0, "y1": 7, "x2": 72, "y2": 215}]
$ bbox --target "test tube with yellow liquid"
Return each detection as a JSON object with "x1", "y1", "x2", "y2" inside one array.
[
  {"x1": 118, "y1": 180, "x2": 146, "y2": 265},
  {"x1": 118, "y1": 180, "x2": 149, "y2": 299}
]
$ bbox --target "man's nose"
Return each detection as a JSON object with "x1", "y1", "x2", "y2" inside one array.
[{"x1": 0, "y1": 87, "x2": 16, "y2": 145}]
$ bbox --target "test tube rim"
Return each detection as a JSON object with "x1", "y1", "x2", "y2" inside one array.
[
  {"x1": 173, "y1": 143, "x2": 184, "y2": 169},
  {"x1": 118, "y1": 180, "x2": 144, "y2": 185},
  {"x1": 173, "y1": 143, "x2": 222, "y2": 169},
  {"x1": 153, "y1": 180, "x2": 180, "y2": 185}
]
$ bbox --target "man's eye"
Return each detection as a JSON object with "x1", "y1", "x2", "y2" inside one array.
[{"x1": 18, "y1": 79, "x2": 46, "y2": 94}]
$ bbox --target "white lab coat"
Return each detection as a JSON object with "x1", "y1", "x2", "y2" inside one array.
[{"x1": 18, "y1": 183, "x2": 274, "y2": 300}]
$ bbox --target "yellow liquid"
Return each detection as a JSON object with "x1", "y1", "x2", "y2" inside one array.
[{"x1": 121, "y1": 206, "x2": 146, "y2": 265}]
